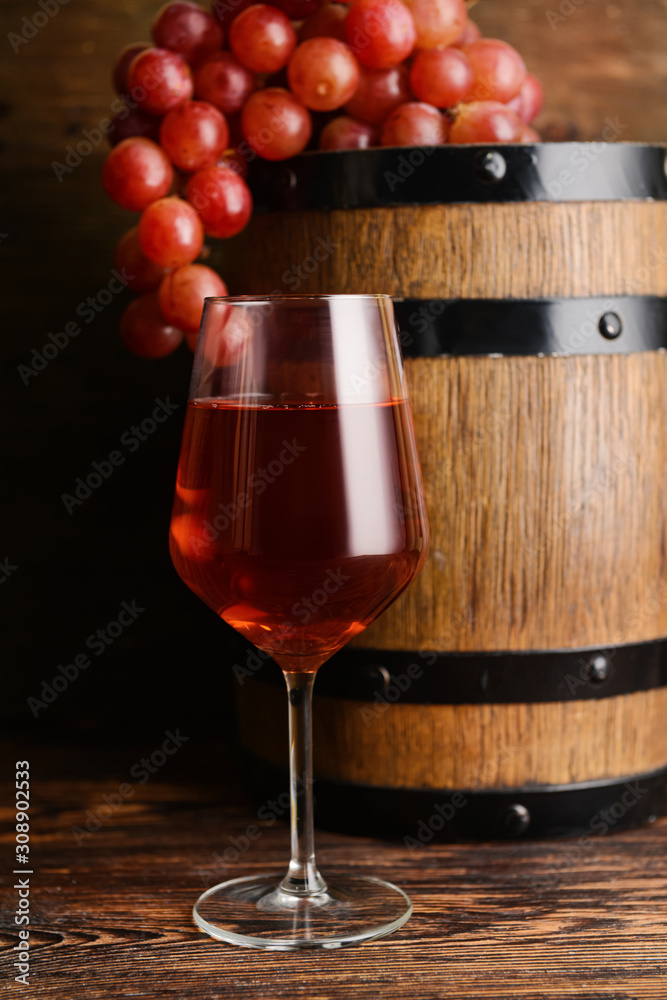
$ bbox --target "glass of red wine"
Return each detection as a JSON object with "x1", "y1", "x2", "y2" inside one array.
[{"x1": 170, "y1": 294, "x2": 429, "y2": 949}]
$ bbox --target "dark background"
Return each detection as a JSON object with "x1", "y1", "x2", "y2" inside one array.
[{"x1": 3, "y1": 0, "x2": 667, "y2": 750}]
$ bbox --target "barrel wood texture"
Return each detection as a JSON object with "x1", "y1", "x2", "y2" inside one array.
[
  {"x1": 216, "y1": 200, "x2": 667, "y2": 301},
  {"x1": 238, "y1": 680, "x2": 667, "y2": 788},
  {"x1": 354, "y1": 351, "x2": 667, "y2": 653}
]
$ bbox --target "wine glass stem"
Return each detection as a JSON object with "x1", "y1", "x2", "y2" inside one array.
[{"x1": 280, "y1": 671, "x2": 328, "y2": 896}]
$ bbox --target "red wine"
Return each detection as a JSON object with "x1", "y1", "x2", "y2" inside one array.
[{"x1": 170, "y1": 398, "x2": 427, "y2": 669}]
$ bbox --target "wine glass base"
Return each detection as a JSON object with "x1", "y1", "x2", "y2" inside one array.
[{"x1": 193, "y1": 873, "x2": 412, "y2": 950}]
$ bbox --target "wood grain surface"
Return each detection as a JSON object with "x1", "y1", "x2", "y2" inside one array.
[
  {"x1": 1, "y1": 736, "x2": 666, "y2": 1000},
  {"x1": 238, "y1": 681, "x2": 667, "y2": 787},
  {"x1": 350, "y1": 353, "x2": 667, "y2": 653},
  {"x1": 216, "y1": 201, "x2": 667, "y2": 301}
]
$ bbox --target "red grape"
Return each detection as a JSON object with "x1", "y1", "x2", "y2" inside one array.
[
  {"x1": 159, "y1": 263, "x2": 228, "y2": 332},
  {"x1": 410, "y1": 47, "x2": 473, "y2": 108},
  {"x1": 449, "y1": 100, "x2": 522, "y2": 143},
  {"x1": 403, "y1": 0, "x2": 466, "y2": 50},
  {"x1": 152, "y1": 2, "x2": 224, "y2": 64},
  {"x1": 138, "y1": 196, "x2": 205, "y2": 267},
  {"x1": 452, "y1": 17, "x2": 480, "y2": 47},
  {"x1": 345, "y1": 0, "x2": 416, "y2": 70},
  {"x1": 108, "y1": 105, "x2": 162, "y2": 146},
  {"x1": 194, "y1": 52, "x2": 255, "y2": 114},
  {"x1": 464, "y1": 38, "x2": 526, "y2": 103},
  {"x1": 113, "y1": 42, "x2": 151, "y2": 94},
  {"x1": 199, "y1": 304, "x2": 251, "y2": 366},
  {"x1": 160, "y1": 100, "x2": 229, "y2": 171},
  {"x1": 345, "y1": 63, "x2": 411, "y2": 124},
  {"x1": 229, "y1": 5, "x2": 297, "y2": 75},
  {"x1": 186, "y1": 165, "x2": 253, "y2": 237},
  {"x1": 102, "y1": 137, "x2": 174, "y2": 212},
  {"x1": 299, "y1": 3, "x2": 348, "y2": 42},
  {"x1": 120, "y1": 293, "x2": 184, "y2": 358},
  {"x1": 241, "y1": 88, "x2": 312, "y2": 160},
  {"x1": 114, "y1": 226, "x2": 169, "y2": 292},
  {"x1": 507, "y1": 72, "x2": 544, "y2": 124},
  {"x1": 127, "y1": 47, "x2": 194, "y2": 114},
  {"x1": 381, "y1": 101, "x2": 446, "y2": 146},
  {"x1": 106, "y1": 0, "x2": 544, "y2": 367},
  {"x1": 272, "y1": 0, "x2": 325, "y2": 17},
  {"x1": 319, "y1": 115, "x2": 377, "y2": 149},
  {"x1": 288, "y1": 39, "x2": 360, "y2": 112}
]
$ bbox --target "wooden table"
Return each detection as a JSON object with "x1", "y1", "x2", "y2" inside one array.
[{"x1": 2, "y1": 734, "x2": 666, "y2": 998}]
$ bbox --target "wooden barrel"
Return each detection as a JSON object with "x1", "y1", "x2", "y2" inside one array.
[{"x1": 223, "y1": 143, "x2": 667, "y2": 838}]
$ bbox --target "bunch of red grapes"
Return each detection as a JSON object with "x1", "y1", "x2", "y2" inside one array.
[{"x1": 104, "y1": 0, "x2": 543, "y2": 359}]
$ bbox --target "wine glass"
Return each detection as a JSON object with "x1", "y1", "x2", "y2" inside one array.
[{"x1": 170, "y1": 294, "x2": 429, "y2": 949}]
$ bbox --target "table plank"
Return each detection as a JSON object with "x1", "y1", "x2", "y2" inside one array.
[{"x1": 1, "y1": 738, "x2": 666, "y2": 998}]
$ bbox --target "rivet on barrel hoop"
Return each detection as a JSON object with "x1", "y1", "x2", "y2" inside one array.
[
  {"x1": 586, "y1": 654, "x2": 610, "y2": 683},
  {"x1": 599, "y1": 312, "x2": 623, "y2": 339},
  {"x1": 499, "y1": 804, "x2": 531, "y2": 836},
  {"x1": 367, "y1": 664, "x2": 391, "y2": 695},
  {"x1": 474, "y1": 150, "x2": 507, "y2": 183}
]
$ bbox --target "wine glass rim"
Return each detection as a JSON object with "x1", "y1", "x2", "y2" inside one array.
[{"x1": 203, "y1": 293, "x2": 393, "y2": 304}]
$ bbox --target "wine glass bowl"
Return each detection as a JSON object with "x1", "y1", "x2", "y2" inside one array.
[{"x1": 170, "y1": 294, "x2": 429, "y2": 947}]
